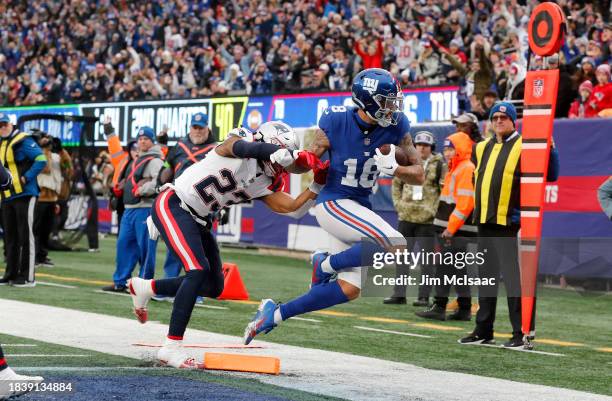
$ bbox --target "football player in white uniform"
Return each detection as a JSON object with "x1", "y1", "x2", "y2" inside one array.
[{"x1": 127, "y1": 121, "x2": 327, "y2": 368}]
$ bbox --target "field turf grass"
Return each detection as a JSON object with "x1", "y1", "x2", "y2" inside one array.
[{"x1": 1, "y1": 236, "x2": 611, "y2": 396}]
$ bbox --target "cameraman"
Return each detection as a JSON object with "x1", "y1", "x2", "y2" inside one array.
[{"x1": 34, "y1": 133, "x2": 62, "y2": 267}]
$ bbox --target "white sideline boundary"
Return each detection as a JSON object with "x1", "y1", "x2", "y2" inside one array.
[
  {"x1": 6, "y1": 354, "x2": 90, "y2": 358},
  {"x1": 1, "y1": 299, "x2": 610, "y2": 401},
  {"x1": 354, "y1": 326, "x2": 433, "y2": 339}
]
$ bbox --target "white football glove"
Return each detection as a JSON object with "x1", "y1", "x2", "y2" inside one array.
[
  {"x1": 269, "y1": 148, "x2": 298, "y2": 167},
  {"x1": 374, "y1": 145, "x2": 399, "y2": 176},
  {"x1": 146, "y1": 216, "x2": 160, "y2": 240}
]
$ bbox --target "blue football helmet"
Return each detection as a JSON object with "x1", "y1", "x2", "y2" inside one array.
[{"x1": 351, "y1": 68, "x2": 404, "y2": 127}]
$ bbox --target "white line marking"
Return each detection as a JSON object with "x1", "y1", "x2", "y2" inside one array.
[
  {"x1": 194, "y1": 304, "x2": 229, "y2": 310},
  {"x1": 0, "y1": 344, "x2": 37, "y2": 347},
  {"x1": 13, "y1": 367, "x2": 163, "y2": 372},
  {"x1": 6, "y1": 354, "x2": 90, "y2": 358},
  {"x1": 37, "y1": 281, "x2": 77, "y2": 289},
  {"x1": 521, "y1": 143, "x2": 548, "y2": 149},
  {"x1": 520, "y1": 177, "x2": 544, "y2": 184},
  {"x1": 504, "y1": 348, "x2": 565, "y2": 357},
  {"x1": 354, "y1": 326, "x2": 433, "y2": 339},
  {"x1": 522, "y1": 109, "x2": 552, "y2": 116},
  {"x1": 463, "y1": 343, "x2": 565, "y2": 356},
  {"x1": 291, "y1": 317, "x2": 322, "y2": 323},
  {"x1": 93, "y1": 290, "x2": 130, "y2": 298}
]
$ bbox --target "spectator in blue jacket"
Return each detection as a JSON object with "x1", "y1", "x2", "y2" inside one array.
[{"x1": 0, "y1": 113, "x2": 47, "y2": 287}]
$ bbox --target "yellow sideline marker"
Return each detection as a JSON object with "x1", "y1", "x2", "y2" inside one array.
[
  {"x1": 203, "y1": 353, "x2": 280, "y2": 375},
  {"x1": 360, "y1": 317, "x2": 411, "y2": 324},
  {"x1": 313, "y1": 310, "x2": 356, "y2": 317},
  {"x1": 413, "y1": 323, "x2": 462, "y2": 331},
  {"x1": 537, "y1": 339, "x2": 585, "y2": 347},
  {"x1": 37, "y1": 273, "x2": 110, "y2": 286}
]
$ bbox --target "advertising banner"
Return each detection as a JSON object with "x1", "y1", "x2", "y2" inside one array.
[{"x1": 0, "y1": 86, "x2": 458, "y2": 146}]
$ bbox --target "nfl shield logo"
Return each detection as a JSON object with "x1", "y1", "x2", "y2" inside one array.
[{"x1": 533, "y1": 79, "x2": 544, "y2": 98}]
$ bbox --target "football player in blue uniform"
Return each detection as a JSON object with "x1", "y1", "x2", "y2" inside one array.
[{"x1": 244, "y1": 68, "x2": 425, "y2": 344}]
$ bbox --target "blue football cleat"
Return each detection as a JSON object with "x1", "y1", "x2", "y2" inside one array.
[
  {"x1": 243, "y1": 299, "x2": 278, "y2": 345},
  {"x1": 310, "y1": 251, "x2": 333, "y2": 287}
]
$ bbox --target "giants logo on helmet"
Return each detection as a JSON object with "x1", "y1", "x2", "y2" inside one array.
[{"x1": 362, "y1": 77, "x2": 379, "y2": 95}]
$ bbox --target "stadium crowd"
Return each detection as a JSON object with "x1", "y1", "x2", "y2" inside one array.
[{"x1": 0, "y1": 0, "x2": 610, "y2": 118}]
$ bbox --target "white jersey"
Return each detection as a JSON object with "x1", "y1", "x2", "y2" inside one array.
[{"x1": 173, "y1": 146, "x2": 277, "y2": 219}]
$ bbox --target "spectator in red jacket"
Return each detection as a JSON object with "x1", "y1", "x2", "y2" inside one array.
[
  {"x1": 568, "y1": 80, "x2": 595, "y2": 118},
  {"x1": 588, "y1": 64, "x2": 612, "y2": 116},
  {"x1": 354, "y1": 36, "x2": 383, "y2": 69}
]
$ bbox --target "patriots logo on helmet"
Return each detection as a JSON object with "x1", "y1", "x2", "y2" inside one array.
[{"x1": 362, "y1": 77, "x2": 379, "y2": 95}]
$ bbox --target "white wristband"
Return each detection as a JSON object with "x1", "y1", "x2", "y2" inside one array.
[{"x1": 308, "y1": 181, "x2": 323, "y2": 194}]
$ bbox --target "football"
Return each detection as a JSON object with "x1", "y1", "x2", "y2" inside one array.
[{"x1": 378, "y1": 144, "x2": 410, "y2": 166}]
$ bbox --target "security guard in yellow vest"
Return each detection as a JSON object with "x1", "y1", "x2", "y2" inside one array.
[
  {"x1": 459, "y1": 102, "x2": 559, "y2": 348},
  {"x1": 0, "y1": 114, "x2": 47, "y2": 287}
]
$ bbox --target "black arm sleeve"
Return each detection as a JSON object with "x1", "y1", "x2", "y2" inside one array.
[
  {"x1": 232, "y1": 140, "x2": 280, "y2": 161},
  {"x1": 0, "y1": 164, "x2": 12, "y2": 190}
]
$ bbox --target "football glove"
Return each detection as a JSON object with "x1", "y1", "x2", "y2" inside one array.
[
  {"x1": 309, "y1": 160, "x2": 330, "y2": 194},
  {"x1": 294, "y1": 151, "x2": 322, "y2": 171},
  {"x1": 374, "y1": 145, "x2": 399, "y2": 176}
]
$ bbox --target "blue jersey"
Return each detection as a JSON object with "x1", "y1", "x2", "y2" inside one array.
[{"x1": 316, "y1": 106, "x2": 410, "y2": 208}]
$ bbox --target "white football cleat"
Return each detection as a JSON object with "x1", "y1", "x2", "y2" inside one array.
[
  {"x1": 128, "y1": 277, "x2": 154, "y2": 324},
  {"x1": 157, "y1": 343, "x2": 201, "y2": 369},
  {"x1": 0, "y1": 367, "x2": 44, "y2": 399}
]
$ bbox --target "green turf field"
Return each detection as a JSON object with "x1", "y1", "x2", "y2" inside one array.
[{"x1": 1, "y1": 236, "x2": 611, "y2": 396}]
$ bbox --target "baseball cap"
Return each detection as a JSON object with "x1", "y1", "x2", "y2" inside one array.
[
  {"x1": 489, "y1": 102, "x2": 517, "y2": 124},
  {"x1": 414, "y1": 131, "x2": 435, "y2": 146},
  {"x1": 452, "y1": 113, "x2": 478, "y2": 125},
  {"x1": 0, "y1": 113, "x2": 10, "y2": 123},
  {"x1": 191, "y1": 112, "x2": 208, "y2": 127},
  {"x1": 136, "y1": 126, "x2": 156, "y2": 142}
]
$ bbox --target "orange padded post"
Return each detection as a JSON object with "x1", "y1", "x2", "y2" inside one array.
[{"x1": 203, "y1": 353, "x2": 280, "y2": 375}]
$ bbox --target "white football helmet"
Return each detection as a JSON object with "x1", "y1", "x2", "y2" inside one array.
[
  {"x1": 254, "y1": 121, "x2": 299, "y2": 151},
  {"x1": 254, "y1": 121, "x2": 299, "y2": 178}
]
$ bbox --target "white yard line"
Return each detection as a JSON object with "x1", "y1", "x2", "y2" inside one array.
[
  {"x1": 93, "y1": 290, "x2": 130, "y2": 297},
  {"x1": 6, "y1": 354, "x2": 90, "y2": 358},
  {"x1": 15, "y1": 367, "x2": 165, "y2": 372},
  {"x1": 290, "y1": 317, "x2": 322, "y2": 323},
  {"x1": 0, "y1": 299, "x2": 610, "y2": 401},
  {"x1": 354, "y1": 326, "x2": 433, "y2": 339},
  {"x1": 37, "y1": 281, "x2": 77, "y2": 289},
  {"x1": 464, "y1": 342, "x2": 566, "y2": 357},
  {"x1": 1, "y1": 344, "x2": 37, "y2": 347}
]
